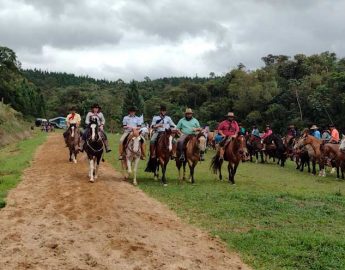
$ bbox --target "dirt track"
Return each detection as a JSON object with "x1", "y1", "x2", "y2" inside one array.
[{"x1": 0, "y1": 134, "x2": 250, "y2": 270}]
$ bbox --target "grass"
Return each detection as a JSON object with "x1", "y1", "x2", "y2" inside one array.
[
  {"x1": 107, "y1": 133, "x2": 345, "y2": 269},
  {"x1": 0, "y1": 131, "x2": 47, "y2": 208}
]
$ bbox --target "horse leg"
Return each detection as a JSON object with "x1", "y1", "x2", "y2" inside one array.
[
  {"x1": 312, "y1": 160, "x2": 316, "y2": 175},
  {"x1": 188, "y1": 162, "x2": 195, "y2": 184},
  {"x1": 228, "y1": 163, "x2": 235, "y2": 185},
  {"x1": 232, "y1": 163, "x2": 238, "y2": 184},
  {"x1": 89, "y1": 159, "x2": 94, "y2": 182},
  {"x1": 183, "y1": 162, "x2": 186, "y2": 181},
  {"x1": 219, "y1": 159, "x2": 223, "y2": 181},
  {"x1": 73, "y1": 150, "x2": 77, "y2": 163},
  {"x1": 69, "y1": 148, "x2": 72, "y2": 162},
  {"x1": 176, "y1": 160, "x2": 182, "y2": 184},
  {"x1": 133, "y1": 157, "x2": 140, "y2": 186},
  {"x1": 161, "y1": 163, "x2": 167, "y2": 186},
  {"x1": 127, "y1": 158, "x2": 132, "y2": 174}
]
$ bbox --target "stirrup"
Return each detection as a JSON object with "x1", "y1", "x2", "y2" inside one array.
[{"x1": 179, "y1": 154, "x2": 185, "y2": 161}]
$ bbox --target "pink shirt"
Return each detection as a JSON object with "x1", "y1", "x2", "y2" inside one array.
[
  {"x1": 330, "y1": 129, "x2": 339, "y2": 143},
  {"x1": 217, "y1": 120, "x2": 239, "y2": 137},
  {"x1": 261, "y1": 129, "x2": 272, "y2": 140}
]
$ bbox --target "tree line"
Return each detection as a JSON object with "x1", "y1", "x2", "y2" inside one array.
[{"x1": 2, "y1": 45, "x2": 345, "y2": 134}]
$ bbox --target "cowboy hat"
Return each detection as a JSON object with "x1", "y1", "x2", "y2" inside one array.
[
  {"x1": 225, "y1": 112, "x2": 235, "y2": 117},
  {"x1": 310, "y1": 125, "x2": 318, "y2": 130},
  {"x1": 185, "y1": 108, "x2": 193, "y2": 114}
]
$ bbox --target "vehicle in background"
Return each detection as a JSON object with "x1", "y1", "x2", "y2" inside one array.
[
  {"x1": 35, "y1": 118, "x2": 48, "y2": 127},
  {"x1": 49, "y1": 117, "x2": 67, "y2": 129}
]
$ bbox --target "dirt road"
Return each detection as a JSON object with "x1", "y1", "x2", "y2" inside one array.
[{"x1": 0, "y1": 134, "x2": 250, "y2": 270}]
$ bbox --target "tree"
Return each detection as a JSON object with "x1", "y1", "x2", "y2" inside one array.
[{"x1": 122, "y1": 81, "x2": 144, "y2": 115}]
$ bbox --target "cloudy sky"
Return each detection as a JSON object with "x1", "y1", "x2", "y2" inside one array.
[{"x1": 1, "y1": 0, "x2": 345, "y2": 81}]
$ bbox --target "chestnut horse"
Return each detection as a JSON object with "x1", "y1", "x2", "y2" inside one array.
[
  {"x1": 320, "y1": 143, "x2": 344, "y2": 179},
  {"x1": 301, "y1": 132, "x2": 325, "y2": 176},
  {"x1": 176, "y1": 132, "x2": 207, "y2": 184},
  {"x1": 211, "y1": 135, "x2": 249, "y2": 184},
  {"x1": 145, "y1": 129, "x2": 175, "y2": 186}
]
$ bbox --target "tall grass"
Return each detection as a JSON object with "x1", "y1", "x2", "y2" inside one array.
[{"x1": 107, "y1": 133, "x2": 345, "y2": 269}]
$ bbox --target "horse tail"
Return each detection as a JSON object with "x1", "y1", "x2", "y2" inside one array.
[
  {"x1": 210, "y1": 153, "x2": 222, "y2": 174},
  {"x1": 145, "y1": 157, "x2": 158, "y2": 172}
]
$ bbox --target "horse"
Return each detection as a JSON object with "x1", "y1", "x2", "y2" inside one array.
[
  {"x1": 121, "y1": 129, "x2": 142, "y2": 185},
  {"x1": 84, "y1": 120, "x2": 104, "y2": 182},
  {"x1": 145, "y1": 129, "x2": 175, "y2": 186},
  {"x1": 66, "y1": 123, "x2": 80, "y2": 163},
  {"x1": 246, "y1": 134, "x2": 264, "y2": 163},
  {"x1": 210, "y1": 135, "x2": 249, "y2": 184},
  {"x1": 320, "y1": 142, "x2": 344, "y2": 179},
  {"x1": 264, "y1": 134, "x2": 287, "y2": 167},
  {"x1": 176, "y1": 132, "x2": 207, "y2": 184},
  {"x1": 207, "y1": 131, "x2": 216, "y2": 150},
  {"x1": 293, "y1": 137, "x2": 311, "y2": 173},
  {"x1": 283, "y1": 135, "x2": 295, "y2": 161},
  {"x1": 301, "y1": 133, "x2": 325, "y2": 176}
]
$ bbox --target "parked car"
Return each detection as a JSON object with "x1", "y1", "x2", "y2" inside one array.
[
  {"x1": 35, "y1": 118, "x2": 47, "y2": 127},
  {"x1": 49, "y1": 117, "x2": 67, "y2": 129}
]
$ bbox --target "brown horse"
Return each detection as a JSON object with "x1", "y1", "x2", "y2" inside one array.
[
  {"x1": 301, "y1": 133, "x2": 325, "y2": 176},
  {"x1": 207, "y1": 131, "x2": 216, "y2": 150},
  {"x1": 320, "y1": 143, "x2": 344, "y2": 179},
  {"x1": 145, "y1": 129, "x2": 175, "y2": 186},
  {"x1": 176, "y1": 132, "x2": 207, "y2": 184},
  {"x1": 66, "y1": 123, "x2": 80, "y2": 163},
  {"x1": 211, "y1": 135, "x2": 249, "y2": 184},
  {"x1": 246, "y1": 134, "x2": 264, "y2": 163}
]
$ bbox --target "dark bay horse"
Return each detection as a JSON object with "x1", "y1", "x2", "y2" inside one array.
[
  {"x1": 145, "y1": 129, "x2": 175, "y2": 186},
  {"x1": 176, "y1": 132, "x2": 207, "y2": 184},
  {"x1": 246, "y1": 134, "x2": 264, "y2": 163},
  {"x1": 264, "y1": 134, "x2": 287, "y2": 167},
  {"x1": 84, "y1": 120, "x2": 104, "y2": 182},
  {"x1": 66, "y1": 123, "x2": 80, "y2": 163},
  {"x1": 211, "y1": 135, "x2": 249, "y2": 184}
]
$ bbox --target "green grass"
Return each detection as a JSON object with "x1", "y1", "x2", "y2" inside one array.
[
  {"x1": 107, "y1": 134, "x2": 345, "y2": 269},
  {"x1": 0, "y1": 131, "x2": 47, "y2": 208}
]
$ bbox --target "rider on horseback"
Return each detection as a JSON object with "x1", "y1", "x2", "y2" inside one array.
[
  {"x1": 251, "y1": 125, "x2": 260, "y2": 138},
  {"x1": 310, "y1": 125, "x2": 321, "y2": 139},
  {"x1": 329, "y1": 124, "x2": 340, "y2": 143},
  {"x1": 63, "y1": 106, "x2": 81, "y2": 146},
  {"x1": 176, "y1": 108, "x2": 202, "y2": 162},
  {"x1": 118, "y1": 106, "x2": 146, "y2": 160},
  {"x1": 261, "y1": 124, "x2": 273, "y2": 150},
  {"x1": 150, "y1": 105, "x2": 176, "y2": 159},
  {"x1": 80, "y1": 104, "x2": 112, "y2": 153},
  {"x1": 217, "y1": 112, "x2": 239, "y2": 160}
]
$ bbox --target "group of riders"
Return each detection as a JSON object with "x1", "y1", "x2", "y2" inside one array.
[{"x1": 62, "y1": 103, "x2": 342, "y2": 165}]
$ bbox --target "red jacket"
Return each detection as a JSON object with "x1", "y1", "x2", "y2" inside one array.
[{"x1": 217, "y1": 120, "x2": 239, "y2": 137}]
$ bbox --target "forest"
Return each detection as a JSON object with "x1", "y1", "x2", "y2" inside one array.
[{"x1": 2, "y1": 45, "x2": 345, "y2": 134}]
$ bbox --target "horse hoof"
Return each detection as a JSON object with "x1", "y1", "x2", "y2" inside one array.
[
  {"x1": 133, "y1": 181, "x2": 138, "y2": 186},
  {"x1": 89, "y1": 179, "x2": 94, "y2": 183},
  {"x1": 163, "y1": 183, "x2": 168, "y2": 187}
]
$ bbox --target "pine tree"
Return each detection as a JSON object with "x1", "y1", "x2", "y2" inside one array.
[{"x1": 122, "y1": 80, "x2": 144, "y2": 115}]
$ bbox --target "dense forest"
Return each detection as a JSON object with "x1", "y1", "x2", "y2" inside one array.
[{"x1": 2, "y1": 45, "x2": 345, "y2": 134}]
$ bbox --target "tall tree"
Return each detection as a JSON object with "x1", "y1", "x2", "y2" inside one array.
[{"x1": 122, "y1": 81, "x2": 144, "y2": 116}]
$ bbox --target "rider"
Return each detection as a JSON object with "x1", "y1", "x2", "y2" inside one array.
[
  {"x1": 251, "y1": 125, "x2": 260, "y2": 138},
  {"x1": 287, "y1": 124, "x2": 297, "y2": 138},
  {"x1": 261, "y1": 124, "x2": 273, "y2": 150},
  {"x1": 310, "y1": 125, "x2": 321, "y2": 139},
  {"x1": 118, "y1": 106, "x2": 145, "y2": 160},
  {"x1": 217, "y1": 112, "x2": 239, "y2": 160},
  {"x1": 238, "y1": 123, "x2": 246, "y2": 135},
  {"x1": 63, "y1": 106, "x2": 81, "y2": 146},
  {"x1": 176, "y1": 108, "x2": 202, "y2": 161},
  {"x1": 150, "y1": 105, "x2": 176, "y2": 159},
  {"x1": 321, "y1": 128, "x2": 331, "y2": 142},
  {"x1": 80, "y1": 104, "x2": 111, "y2": 153},
  {"x1": 329, "y1": 124, "x2": 340, "y2": 143}
]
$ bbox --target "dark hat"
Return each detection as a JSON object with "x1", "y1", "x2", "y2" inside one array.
[
  {"x1": 160, "y1": 105, "x2": 167, "y2": 111},
  {"x1": 91, "y1": 103, "x2": 100, "y2": 109},
  {"x1": 128, "y1": 106, "x2": 137, "y2": 112}
]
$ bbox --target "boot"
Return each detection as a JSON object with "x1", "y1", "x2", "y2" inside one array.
[
  {"x1": 219, "y1": 147, "x2": 224, "y2": 160},
  {"x1": 141, "y1": 143, "x2": 146, "y2": 160},
  {"x1": 150, "y1": 144, "x2": 156, "y2": 158},
  {"x1": 104, "y1": 140, "x2": 112, "y2": 153},
  {"x1": 118, "y1": 143, "x2": 124, "y2": 160},
  {"x1": 171, "y1": 144, "x2": 177, "y2": 160},
  {"x1": 200, "y1": 152, "x2": 205, "y2": 161}
]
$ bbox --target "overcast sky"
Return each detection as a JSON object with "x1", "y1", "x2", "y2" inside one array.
[{"x1": 1, "y1": 0, "x2": 345, "y2": 81}]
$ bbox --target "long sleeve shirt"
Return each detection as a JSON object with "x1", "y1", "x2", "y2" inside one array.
[
  {"x1": 217, "y1": 120, "x2": 239, "y2": 137},
  {"x1": 261, "y1": 129, "x2": 273, "y2": 140},
  {"x1": 122, "y1": 115, "x2": 143, "y2": 132},
  {"x1": 85, "y1": 112, "x2": 105, "y2": 126},
  {"x1": 151, "y1": 115, "x2": 176, "y2": 132},
  {"x1": 66, "y1": 113, "x2": 81, "y2": 126}
]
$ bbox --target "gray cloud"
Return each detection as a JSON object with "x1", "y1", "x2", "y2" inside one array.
[{"x1": 1, "y1": 0, "x2": 345, "y2": 80}]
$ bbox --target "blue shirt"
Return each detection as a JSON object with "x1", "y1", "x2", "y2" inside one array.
[
  {"x1": 252, "y1": 128, "x2": 260, "y2": 137},
  {"x1": 151, "y1": 115, "x2": 176, "y2": 132},
  {"x1": 311, "y1": 130, "x2": 321, "y2": 139},
  {"x1": 123, "y1": 115, "x2": 142, "y2": 132}
]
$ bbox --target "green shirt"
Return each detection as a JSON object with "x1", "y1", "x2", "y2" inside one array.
[{"x1": 176, "y1": 117, "x2": 200, "y2": 135}]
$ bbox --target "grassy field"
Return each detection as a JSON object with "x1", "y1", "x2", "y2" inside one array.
[
  {"x1": 107, "y1": 133, "x2": 345, "y2": 269},
  {"x1": 0, "y1": 131, "x2": 47, "y2": 208}
]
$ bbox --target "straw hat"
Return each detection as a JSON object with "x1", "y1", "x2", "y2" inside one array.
[
  {"x1": 310, "y1": 125, "x2": 318, "y2": 130},
  {"x1": 225, "y1": 112, "x2": 235, "y2": 117},
  {"x1": 185, "y1": 108, "x2": 193, "y2": 114}
]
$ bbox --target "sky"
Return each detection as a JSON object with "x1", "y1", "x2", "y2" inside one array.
[{"x1": 1, "y1": 0, "x2": 345, "y2": 81}]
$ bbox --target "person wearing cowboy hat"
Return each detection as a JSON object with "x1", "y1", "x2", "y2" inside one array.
[
  {"x1": 119, "y1": 106, "x2": 145, "y2": 160},
  {"x1": 149, "y1": 105, "x2": 177, "y2": 159},
  {"x1": 216, "y1": 112, "x2": 240, "y2": 160},
  {"x1": 260, "y1": 124, "x2": 273, "y2": 151},
  {"x1": 329, "y1": 124, "x2": 340, "y2": 143},
  {"x1": 80, "y1": 103, "x2": 112, "y2": 153},
  {"x1": 63, "y1": 106, "x2": 81, "y2": 146},
  {"x1": 176, "y1": 108, "x2": 202, "y2": 161},
  {"x1": 310, "y1": 124, "x2": 321, "y2": 139}
]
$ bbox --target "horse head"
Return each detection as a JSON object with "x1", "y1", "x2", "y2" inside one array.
[
  {"x1": 236, "y1": 135, "x2": 250, "y2": 162},
  {"x1": 88, "y1": 119, "x2": 99, "y2": 142},
  {"x1": 197, "y1": 132, "x2": 207, "y2": 154},
  {"x1": 340, "y1": 134, "x2": 345, "y2": 152},
  {"x1": 69, "y1": 123, "x2": 77, "y2": 138}
]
